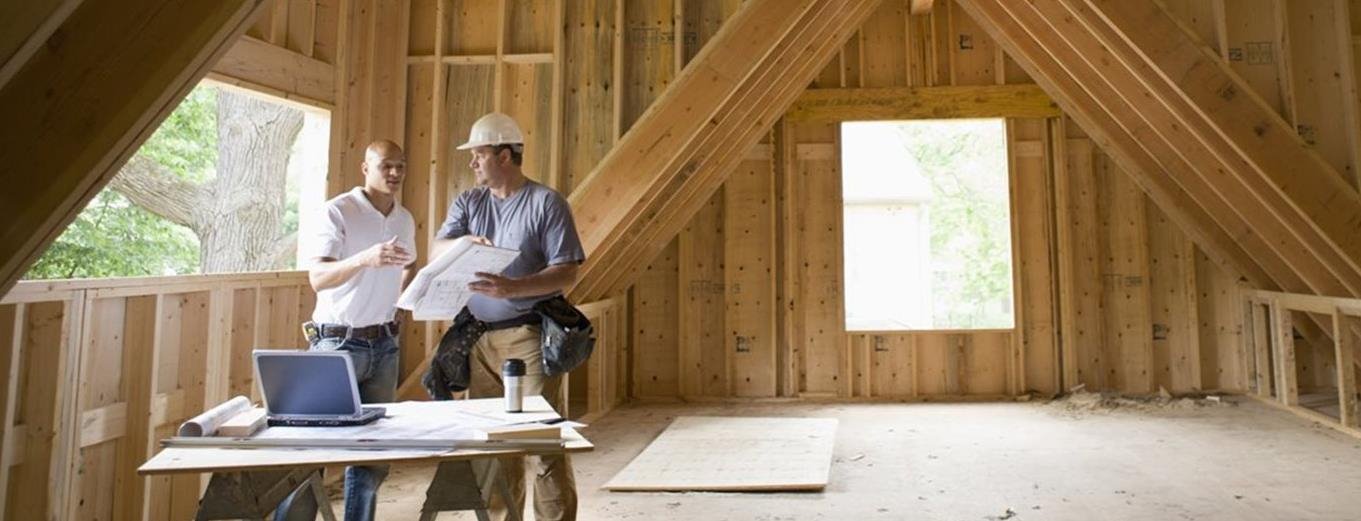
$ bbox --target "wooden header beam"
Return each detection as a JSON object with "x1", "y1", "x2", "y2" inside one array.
[
  {"x1": 0, "y1": 0, "x2": 269, "y2": 296},
  {"x1": 208, "y1": 35, "x2": 336, "y2": 109},
  {"x1": 786, "y1": 84, "x2": 1060, "y2": 122}
]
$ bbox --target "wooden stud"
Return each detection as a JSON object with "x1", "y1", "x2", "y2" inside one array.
[
  {"x1": 0, "y1": 304, "x2": 23, "y2": 521},
  {"x1": 1335, "y1": 310, "x2": 1359, "y2": 428},
  {"x1": 1271, "y1": 301, "x2": 1300, "y2": 406}
]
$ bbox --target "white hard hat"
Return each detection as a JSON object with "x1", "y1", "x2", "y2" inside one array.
[{"x1": 456, "y1": 112, "x2": 525, "y2": 150}]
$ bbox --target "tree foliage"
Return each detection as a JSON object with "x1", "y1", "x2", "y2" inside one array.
[
  {"x1": 895, "y1": 119, "x2": 1014, "y2": 329},
  {"x1": 25, "y1": 88, "x2": 218, "y2": 280},
  {"x1": 25, "y1": 85, "x2": 309, "y2": 280}
]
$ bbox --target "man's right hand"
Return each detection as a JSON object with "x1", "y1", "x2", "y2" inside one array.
[{"x1": 360, "y1": 237, "x2": 414, "y2": 268}]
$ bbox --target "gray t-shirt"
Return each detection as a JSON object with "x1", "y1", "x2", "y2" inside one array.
[{"x1": 437, "y1": 180, "x2": 586, "y2": 322}]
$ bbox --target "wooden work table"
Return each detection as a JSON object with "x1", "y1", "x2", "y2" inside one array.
[{"x1": 139, "y1": 396, "x2": 592, "y2": 521}]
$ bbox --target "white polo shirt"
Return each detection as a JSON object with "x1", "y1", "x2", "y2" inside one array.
[{"x1": 306, "y1": 187, "x2": 416, "y2": 327}]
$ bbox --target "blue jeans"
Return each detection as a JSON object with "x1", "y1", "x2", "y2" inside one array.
[{"x1": 274, "y1": 332, "x2": 400, "y2": 521}]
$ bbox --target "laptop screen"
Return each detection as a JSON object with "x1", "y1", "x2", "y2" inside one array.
[{"x1": 255, "y1": 351, "x2": 361, "y2": 416}]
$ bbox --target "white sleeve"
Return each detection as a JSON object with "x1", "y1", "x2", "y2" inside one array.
[{"x1": 306, "y1": 205, "x2": 346, "y2": 263}]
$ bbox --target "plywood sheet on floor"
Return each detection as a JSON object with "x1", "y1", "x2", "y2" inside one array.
[{"x1": 602, "y1": 416, "x2": 837, "y2": 491}]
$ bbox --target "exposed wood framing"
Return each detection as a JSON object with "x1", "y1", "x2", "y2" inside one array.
[
  {"x1": 954, "y1": 0, "x2": 1361, "y2": 312},
  {"x1": 568, "y1": 0, "x2": 885, "y2": 302},
  {"x1": 0, "y1": 0, "x2": 270, "y2": 297},
  {"x1": 208, "y1": 35, "x2": 337, "y2": 108},
  {"x1": 785, "y1": 84, "x2": 1059, "y2": 122}
]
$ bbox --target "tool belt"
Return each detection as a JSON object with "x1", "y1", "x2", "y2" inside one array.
[
  {"x1": 422, "y1": 296, "x2": 595, "y2": 400},
  {"x1": 303, "y1": 321, "x2": 399, "y2": 342}
]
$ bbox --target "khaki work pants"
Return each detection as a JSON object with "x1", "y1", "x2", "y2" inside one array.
[{"x1": 468, "y1": 325, "x2": 578, "y2": 521}]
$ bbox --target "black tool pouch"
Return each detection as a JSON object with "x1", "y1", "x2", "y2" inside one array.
[
  {"x1": 533, "y1": 296, "x2": 595, "y2": 377},
  {"x1": 423, "y1": 307, "x2": 487, "y2": 399}
]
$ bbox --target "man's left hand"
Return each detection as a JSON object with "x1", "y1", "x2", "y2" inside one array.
[{"x1": 469, "y1": 272, "x2": 521, "y2": 298}]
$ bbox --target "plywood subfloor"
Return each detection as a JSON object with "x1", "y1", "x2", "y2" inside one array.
[
  {"x1": 603, "y1": 416, "x2": 837, "y2": 491},
  {"x1": 349, "y1": 398, "x2": 1361, "y2": 520}
]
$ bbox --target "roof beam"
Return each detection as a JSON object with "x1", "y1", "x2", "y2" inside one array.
[
  {"x1": 0, "y1": 0, "x2": 269, "y2": 296},
  {"x1": 954, "y1": 0, "x2": 1361, "y2": 302},
  {"x1": 566, "y1": 0, "x2": 884, "y2": 302}
]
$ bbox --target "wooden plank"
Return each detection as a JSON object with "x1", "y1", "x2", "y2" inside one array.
[
  {"x1": 209, "y1": 35, "x2": 336, "y2": 108},
  {"x1": 500, "y1": 63, "x2": 555, "y2": 182},
  {"x1": 725, "y1": 157, "x2": 777, "y2": 397},
  {"x1": 442, "y1": 64, "x2": 496, "y2": 201},
  {"x1": 0, "y1": 0, "x2": 268, "y2": 296},
  {"x1": 113, "y1": 295, "x2": 156, "y2": 521},
  {"x1": 795, "y1": 130, "x2": 845, "y2": 396},
  {"x1": 1272, "y1": 302, "x2": 1300, "y2": 406},
  {"x1": 166, "y1": 292, "x2": 211, "y2": 520},
  {"x1": 1009, "y1": 118, "x2": 1058, "y2": 395},
  {"x1": 568, "y1": 0, "x2": 883, "y2": 302},
  {"x1": 950, "y1": 0, "x2": 998, "y2": 86},
  {"x1": 0, "y1": 0, "x2": 82, "y2": 92},
  {"x1": 1057, "y1": 136, "x2": 1107, "y2": 390},
  {"x1": 630, "y1": 244, "x2": 679, "y2": 398},
  {"x1": 1219, "y1": 0, "x2": 1288, "y2": 116},
  {"x1": 506, "y1": 0, "x2": 554, "y2": 54},
  {"x1": 560, "y1": 0, "x2": 616, "y2": 193},
  {"x1": 775, "y1": 118, "x2": 799, "y2": 398},
  {"x1": 860, "y1": 0, "x2": 907, "y2": 87},
  {"x1": 670, "y1": 0, "x2": 731, "y2": 400},
  {"x1": 1283, "y1": 0, "x2": 1361, "y2": 187},
  {"x1": 953, "y1": 0, "x2": 1288, "y2": 299},
  {"x1": 677, "y1": 191, "x2": 726, "y2": 398},
  {"x1": 6, "y1": 301, "x2": 66, "y2": 520},
  {"x1": 0, "y1": 304, "x2": 21, "y2": 519},
  {"x1": 787, "y1": 84, "x2": 1059, "y2": 122},
  {"x1": 70, "y1": 296, "x2": 125, "y2": 521},
  {"x1": 1197, "y1": 250, "x2": 1247, "y2": 392},
  {"x1": 870, "y1": 334, "x2": 916, "y2": 397},
  {"x1": 287, "y1": 0, "x2": 317, "y2": 57},
  {"x1": 602, "y1": 417, "x2": 837, "y2": 491},
  {"x1": 1074, "y1": 0, "x2": 1361, "y2": 295},
  {"x1": 1250, "y1": 301, "x2": 1272, "y2": 397},
  {"x1": 1147, "y1": 202, "x2": 1202, "y2": 393},
  {"x1": 448, "y1": 0, "x2": 500, "y2": 54},
  {"x1": 1336, "y1": 312, "x2": 1360, "y2": 428},
  {"x1": 78, "y1": 403, "x2": 127, "y2": 449}
]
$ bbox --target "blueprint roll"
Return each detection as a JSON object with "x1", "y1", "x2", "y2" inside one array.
[
  {"x1": 503, "y1": 358, "x2": 526, "y2": 412},
  {"x1": 178, "y1": 396, "x2": 252, "y2": 437}
]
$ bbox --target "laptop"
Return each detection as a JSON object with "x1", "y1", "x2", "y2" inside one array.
[{"x1": 253, "y1": 350, "x2": 386, "y2": 427}]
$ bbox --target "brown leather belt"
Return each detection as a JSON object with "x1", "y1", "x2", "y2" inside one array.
[{"x1": 315, "y1": 321, "x2": 399, "y2": 340}]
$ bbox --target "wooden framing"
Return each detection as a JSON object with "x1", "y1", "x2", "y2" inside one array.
[
  {"x1": 0, "y1": 272, "x2": 313, "y2": 521},
  {"x1": 0, "y1": 0, "x2": 270, "y2": 297},
  {"x1": 785, "y1": 84, "x2": 1059, "y2": 122},
  {"x1": 208, "y1": 35, "x2": 337, "y2": 108},
  {"x1": 1245, "y1": 289, "x2": 1361, "y2": 437},
  {"x1": 567, "y1": 0, "x2": 884, "y2": 302}
]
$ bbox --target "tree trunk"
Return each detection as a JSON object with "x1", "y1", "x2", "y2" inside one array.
[{"x1": 196, "y1": 90, "x2": 303, "y2": 273}]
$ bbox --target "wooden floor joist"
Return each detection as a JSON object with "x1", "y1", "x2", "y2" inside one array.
[
  {"x1": 0, "y1": 0, "x2": 270, "y2": 296},
  {"x1": 566, "y1": 0, "x2": 884, "y2": 302}
]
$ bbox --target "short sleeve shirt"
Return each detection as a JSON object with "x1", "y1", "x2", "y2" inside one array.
[
  {"x1": 437, "y1": 180, "x2": 585, "y2": 322},
  {"x1": 306, "y1": 188, "x2": 417, "y2": 326}
]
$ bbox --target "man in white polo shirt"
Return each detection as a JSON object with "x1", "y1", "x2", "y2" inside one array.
[{"x1": 275, "y1": 139, "x2": 416, "y2": 521}]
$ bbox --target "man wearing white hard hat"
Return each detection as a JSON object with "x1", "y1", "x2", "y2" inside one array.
[{"x1": 432, "y1": 112, "x2": 583, "y2": 521}]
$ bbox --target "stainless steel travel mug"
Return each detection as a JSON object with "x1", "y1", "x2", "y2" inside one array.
[{"x1": 503, "y1": 358, "x2": 526, "y2": 412}]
